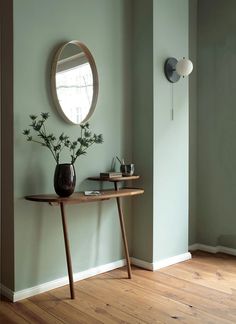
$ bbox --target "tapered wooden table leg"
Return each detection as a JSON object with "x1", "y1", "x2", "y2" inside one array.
[
  {"x1": 114, "y1": 182, "x2": 132, "y2": 279},
  {"x1": 60, "y1": 202, "x2": 75, "y2": 299}
]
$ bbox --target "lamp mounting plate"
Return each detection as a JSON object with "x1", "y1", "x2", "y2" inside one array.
[{"x1": 164, "y1": 57, "x2": 180, "y2": 83}]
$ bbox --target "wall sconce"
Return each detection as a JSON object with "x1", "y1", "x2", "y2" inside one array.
[{"x1": 164, "y1": 57, "x2": 193, "y2": 83}]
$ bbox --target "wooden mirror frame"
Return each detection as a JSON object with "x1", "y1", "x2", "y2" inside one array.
[{"x1": 51, "y1": 40, "x2": 99, "y2": 125}]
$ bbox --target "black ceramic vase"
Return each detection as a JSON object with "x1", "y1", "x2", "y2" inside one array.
[
  {"x1": 54, "y1": 163, "x2": 76, "y2": 197},
  {"x1": 120, "y1": 164, "x2": 134, "y2": 176}
]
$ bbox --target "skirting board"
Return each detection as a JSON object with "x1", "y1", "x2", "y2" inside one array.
[
  {"x1": 3, "y1": 245, "x2": 236, "y2": 302},
  {"x1": 189, "y1": 243, "x2": 236, "y2": 256},
  {"x1": 131, "y1": 257, "x2": 153, "y2": 270},
  {"x1": 0, "y1": 284, "x2": 14, "y2": 301},
  {"x1": 153, "y1": 252, "x2": 192, "y2": 270},
  {"x1": 1, "y1": 259, "x2": 126, "y2": 302},
  {"x1": 2, "y1": 252, "x2": 191, "y2": 302},
  {"x1": 131, "y1": 252, "x2": 192, "y2": 271}
]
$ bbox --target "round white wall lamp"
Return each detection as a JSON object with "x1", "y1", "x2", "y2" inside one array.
[{"x1": 164, "y1": 57, "x2": 193, "y2": 83}]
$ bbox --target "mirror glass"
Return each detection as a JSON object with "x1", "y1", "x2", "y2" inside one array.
[{"x1": 51, "y1": 41, "x2": 98, "y2": 124}]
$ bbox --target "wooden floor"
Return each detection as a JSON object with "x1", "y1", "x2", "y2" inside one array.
[{"x1": 1, "y1": 251, "x2": 236, "y2": 323}]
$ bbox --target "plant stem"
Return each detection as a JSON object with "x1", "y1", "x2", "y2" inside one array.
[
  {"x1": 71, "y1": 127, "x2": 84, "y2": 164},
  {"x1": 40, "y1": 124, "x2": 58, "y2": 163},
  {"x1": 38, "y1": 130, "x2": 58, "y2": 163},
  {"x1": 72, "y1": 139, "x2": 95, "y2": 165},
  {"x1": 31, "y1": 139, "x2": 45, "y2": 145},
  {"x1": 116, "y1": 156, "x2": 122, "y2": 164}
]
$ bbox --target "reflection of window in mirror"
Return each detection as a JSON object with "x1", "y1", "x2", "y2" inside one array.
[
  {"x1": 51, "y1": 41, "x2": 98, "y2": 125},
  {"x1": 56, "y1": 54, "x2": 93, "y2": 124}
]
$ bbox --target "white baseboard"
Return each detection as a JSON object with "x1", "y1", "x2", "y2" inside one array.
[
  {"x1": 3, "y1": 244, "x2": 236, "y2": 303},
  {"x1": 3, "y1": 259, "x2": 126, "y2": 302},
  {"x1": 0, "y1": 284, "x2": 14, "y2": 301},
  {"x1": 131, "y1": 257, "x2": 153, "y2": 270},
  {"x1": 219, "y1": 246, "x2": 236, "y2": 256},
  {"x1": 153, "y1": 252, "x2": 192, "y2": 270},
  {"x1": 131, "y1": 252, "x2": 192, "y2": 271},
  {"x1": 1, "y1": 251, "x2": 192, "y2": 302},
  {"x1": 189, "y1": 243, "x2": 236, "y2": 256},
  {"x1": 188, "y1": 243, "x2": 200, "y2": 251}
]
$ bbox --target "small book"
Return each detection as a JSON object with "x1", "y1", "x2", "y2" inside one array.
[
  {"x1": 84, "y1": 190, "x2": 101, "y2": 196},
  {"x1": 100, "y1": 172, "x2": 122, "y2": 179}
]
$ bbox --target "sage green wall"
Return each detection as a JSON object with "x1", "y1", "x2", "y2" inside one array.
[
  {"x1": 132, "y1": 0, "x2": 153, "y2": 262},
  {"x1": 153, "y1": 0, "x2": 189, "y2": 261},
  {"x1": 132, "y1": 0, "x2": 189, "y2": 263},
  {"x1": 197, "y1": 0, "x2": 236, "y2": 248},
  {"x1": 14, "y1": 0, "x2": 133, "y2": 291},
  {"x1": 13, "y1": 0, "x2": 192, "y2": 292},
  {"x1": 189, "y1": 0, "x2": 198, "y2": 245}
]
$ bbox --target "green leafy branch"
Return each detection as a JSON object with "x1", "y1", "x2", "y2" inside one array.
[{"x1": 23, "y1": 113, "x2": 103, "y2": 165}]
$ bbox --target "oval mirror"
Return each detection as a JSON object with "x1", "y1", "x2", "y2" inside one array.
[{"x1": 51, "y1": 41, "x2": 99, "y2": 124}]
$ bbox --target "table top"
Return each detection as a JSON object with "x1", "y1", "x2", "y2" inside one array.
[
  {"x1": 25, "y1": 188, "x2": 144, "y2": 204},
  {"x1": 88, "y1": 175, "x2": 140, "y2": 182}
]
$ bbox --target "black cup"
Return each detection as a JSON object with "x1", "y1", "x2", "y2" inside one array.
[{"x1": 120, "y1": 164, "x2": 134, "y2": 176}]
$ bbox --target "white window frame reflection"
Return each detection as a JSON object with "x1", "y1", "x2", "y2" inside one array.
[{"x1": 56, "y1": 53, "x2": 93, "y2": 124}]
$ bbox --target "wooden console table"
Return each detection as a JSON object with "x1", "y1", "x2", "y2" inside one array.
[
  {"x1": 25, "y1": 177, "x2": 143, "y2": 299},
  {"x1": 87, "y1": 175, "x2": 140, "y2": 281}
]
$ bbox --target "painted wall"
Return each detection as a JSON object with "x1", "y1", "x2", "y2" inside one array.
[
  {"x1": 132, "y1": 0, "x2": 189, "y2": 263},
  {"x1": 11, "y1": 0, "x2": 191, "y2": 292},
  {"x1": 14, "y1": 0, "x2": 133, "y2": 291},
  {"x1": 197, "y1": 0, "x2": 236, "y2": 248},
  {"x1": 189, "y1": 0, "x2": 198, "y2": 245},
  {"x1": 132, "y1": 0, "x2": 153, "y2": 262},
  {"x1": 153, "y1": 0, "x2": 189, "y2": 261},
  {"x1": 1, "y1": 0, "x2": 14, "y2": 290}
]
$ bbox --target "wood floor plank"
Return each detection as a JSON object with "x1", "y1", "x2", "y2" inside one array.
[
  {"x1": 49, "y1": 284, "x2": 146, "y2": 324},
  {"x1": 1, "y1": 252, "x2": 236, "y2": 324},
  {"x1": 0, "y1": 312, "x2": 15, "y2": 324},
  {"x1": 0, "y1": 299, "x2": 29, "y2": 323},
  {"x1": 75, "y1": 273, "x2": 231, "y2": 324},
  {"x1": 190, "y1": 251, "x2": 236, "y2": 274},
  {"x1": 30, "y1": 292, "x2": 100, "y2": 324},
  {"x1": 12, "y1": 299, "x2": 64, "y2": 324},
  {"x1": 130, "y1": 266, "x2": 236, "y2": 306},
  {"x1": 180, "y1": 255, "x2": 236, "y2": 275},
  {"x1": 193, "y1": 251, "x2": 236, "y2": 262},
  {"x1": 74, "y1": 278, "x2": 177, "y2": 323},
  {"x1": 176, "y1": 261, "x2": 236, "y2": 288},
  {"x1": 132, "y1": 266, "x2": 236, "y2": 306},
  {"x1": 107, "y1": 267, "x2": 236, "y2": 322},
  {"x1": 159, "y1": 262, "x2": 235, "y2": 294}
]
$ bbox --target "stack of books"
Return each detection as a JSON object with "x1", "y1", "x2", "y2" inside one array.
[{"x1": 100, "y1": 172, "x2": 122, "y2": 179}]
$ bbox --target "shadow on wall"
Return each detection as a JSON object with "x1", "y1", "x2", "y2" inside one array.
[
  {"x1": 218, "y1": 235, "x2": 236, "y2": 249},
  {"x1": 15, "y1": 200, "x2": 45, "y2": 288}
]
